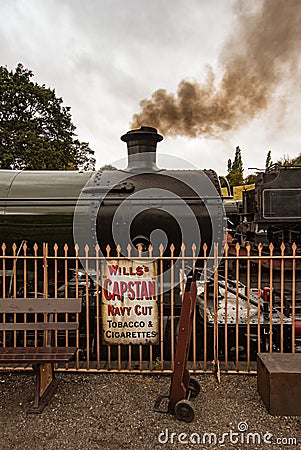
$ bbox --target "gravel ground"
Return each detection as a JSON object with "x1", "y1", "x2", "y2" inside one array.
[{"x1": 0, "y1": 371, "x2": 300, "y2": 450}]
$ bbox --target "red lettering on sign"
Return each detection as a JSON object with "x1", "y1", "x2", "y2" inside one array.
[
  {"x1": 119, "y1": 281, "x2": 127, "y2": 296},
  {"x1": 108, "y1": 265, "x2": 118, "y2": 276},
  {"x1": 134, "y1": 304, "x2": 153, "y2": 315},
  {"x1": 112, "y1": 281, "x2": 121, "y2": 300},
  {"x1": 134, "y1": 281, "x2": 141, "y2": 299},
  {"x1": 136, "y1": 266, "x2": 143, "y2": 276},
  {"x1": 103, "y1": 276, "x2": 156, "y2": 301},
  {"x1": 106, "y1": 264, "x2": 151, "y2": 277},
  {"x1": 140, "y1": 281, "x2": 149, "y2": 300},
  {"x1": 128, "y1": 281, "x2": 135, "y2": 300},
  {"x1": 107, "y1": 305, "x2": 132, "y2": 316},
  {"x1": 148, "y1": 281, "x2": 155, "y2": 298},
  {"x1": 108, "y1": 304, "x2": 115, "y2": 315},
  {"x1": 104, "y1": 279, "x2": 112, "y2": 300}
]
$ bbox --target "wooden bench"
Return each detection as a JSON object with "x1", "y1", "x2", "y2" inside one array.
[{"x1": 0, "y1": 297, "x2": 82, "y2": 413}]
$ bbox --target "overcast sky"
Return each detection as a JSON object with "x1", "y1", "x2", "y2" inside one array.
[{"x1": 1, "y1": 0, "x2": 300, "y2": 175}]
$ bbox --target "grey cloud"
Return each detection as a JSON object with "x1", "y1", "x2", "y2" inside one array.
[{"x1": 0, "y1": 0, "x2": 300, "y2": 173}]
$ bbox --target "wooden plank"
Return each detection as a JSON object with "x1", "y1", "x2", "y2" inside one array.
[
  {"x1": 0, "y1": 347, "x2": 78, "y2": 363},
  {"x1": 0, "y1": 298, "x2": 82, "y2": 314},
  {"x1": 0, "y1": 322, "x2": 79, "y2": 331},
  {"x1": 0, "y1": 270, "x2": 13, "y2": 277}
]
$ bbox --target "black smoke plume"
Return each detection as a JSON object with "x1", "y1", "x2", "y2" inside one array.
[{"x1": 131, "y1": 0, "x2": 301, "y2": 138}]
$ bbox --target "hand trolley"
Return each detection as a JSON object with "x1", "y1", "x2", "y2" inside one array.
[{"x1": 154, "y1": 274, "x2": 200, "y2": 422}]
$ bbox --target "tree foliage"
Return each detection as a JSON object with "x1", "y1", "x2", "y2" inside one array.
[
  {"x1": 244, "y1": 173, "x2": 256, "y2": 184},
  {"x1": 265, "y1": 150, "x2": 273, "y2": 170},
  {"x1": 225, "y1": 144, "x2": 301, "y2": 190},
  {"x1": 99, "y1": 164, "x2": 117, "y2": 171},
  {"x1": 0, "y1": 63, "x2": 95, "y2": 170},
  {"x1": 227, "y1": 146, "x2": 244, "y2": 187},
  {"x1": 276, "y1": 153, "x2": 301, "y2": 167}
]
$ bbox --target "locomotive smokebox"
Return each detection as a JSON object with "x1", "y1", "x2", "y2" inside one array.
[{"x1": 121, "y1": 126, "x2": 163, "y2": 172}]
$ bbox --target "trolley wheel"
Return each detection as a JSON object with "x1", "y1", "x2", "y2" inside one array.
[
  {"x1": 174, "y1": 399, "x2": 195, "y2": 423},
  {"x1": 188, "y1": 377, "x2": 201, "y2": 399}
]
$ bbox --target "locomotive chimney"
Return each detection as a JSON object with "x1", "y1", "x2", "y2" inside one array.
[{"x1": 121, "y1": 126, "x2": 163, "y2": 172}]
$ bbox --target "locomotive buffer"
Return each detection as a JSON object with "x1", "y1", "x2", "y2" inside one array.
[{"x1": 154, "y1": 273, "x2": 200, "y2": 422}]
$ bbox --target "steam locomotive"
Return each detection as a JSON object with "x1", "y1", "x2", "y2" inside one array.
[
  {"x1": 0, "y1": 128, "x2": 298, "y2": 359},
  {"x1": 226, "y1": 165, "x2": 301, "y2": 357},
  {"x1": 0, "y1": 127, "x2": 227, "y2": 359},
  {"x1": 233, "y1": 165, "x2": 301, "y2": 249},
  {"x1": 0, "y1": 126, "x2": 224, "y2": 257}
]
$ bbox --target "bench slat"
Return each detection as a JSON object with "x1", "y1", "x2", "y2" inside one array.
[
  {"x1": 0, "y1": 347, "x2": 78, "y2": 363},
  {"x1": 0, "y1": 298, "x2": 82, "y2": 314},
  {"x1": 0, "y1": 322, "x2": 79, "y2": 331}
]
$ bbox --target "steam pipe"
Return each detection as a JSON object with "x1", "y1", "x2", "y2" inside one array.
[{"x1": 121, "y1": 126, "x2": 163, "y2": 172}]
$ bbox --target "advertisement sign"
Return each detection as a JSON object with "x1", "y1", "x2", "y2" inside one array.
[{"x1": 101, "y1": 260, "x2": 159, "y2": 344}]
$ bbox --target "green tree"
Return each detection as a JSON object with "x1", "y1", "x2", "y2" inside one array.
[
  {"x1": 244, "y1": 173, "x2": 256, "y2": 184},
  {"x1": 291, "y1": 154, "x2": 301, "y2": 165},
  {"x1": 0, "y1": 63, "x2": 95, "y2": 170},
  {"x1": 227, "y1": 158, "x2": 232, "y2": 173},
  {"x1": 99, "y1": 164, "x2": 117, "y2": 171},
  {"x1": 265, "y1": 150, "x2": 273, "y2": 170},
  {"x1": 227, "y1": 146, "x2": 244, "y2": 187},
  {"x1": 276, "y1": 153, "x2": 301, "y2": 167}
]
